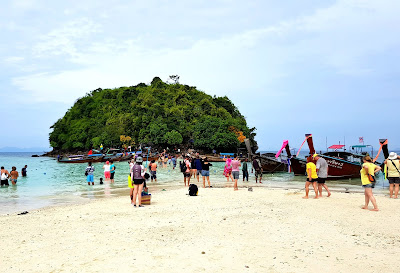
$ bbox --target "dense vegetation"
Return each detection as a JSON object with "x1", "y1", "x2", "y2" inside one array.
[{"x1": 49, "y1": 77, "x2": 257, "y2": 152}]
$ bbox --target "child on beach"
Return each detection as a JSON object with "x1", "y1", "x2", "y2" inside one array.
[
  {"x1": 303, "y1": 156, "x2": 319, "y2": 199},
  {"x1": 360, "y1": 156, "x2": 381, "y2": 211}
]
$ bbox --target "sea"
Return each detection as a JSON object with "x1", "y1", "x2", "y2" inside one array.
[{"x1": 0, "y1": 151, "x2": 394, "y2": 215}]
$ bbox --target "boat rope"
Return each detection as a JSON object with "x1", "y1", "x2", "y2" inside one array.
[
  {"x1": 373, "y1": 139, "x2": 388, "y2": 163},
  {"x1": 296, "y1": 134, "x2": 312, "y2": 157}
]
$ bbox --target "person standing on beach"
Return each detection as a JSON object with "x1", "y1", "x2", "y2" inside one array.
[
  {"x1": 190, "y1": 157, "x2": 197, "y2": 179},
  {"x1": 110, "y1": 160, "x2": 115, "y2": 183},
  {"x1": 252, "y1": 157, "x2": 263, "y2": 183},
  {"x1": 182, "y1": 156, "x2": 191, "y2": 186},
  {"x1": 149, "y1": 160, "x2": 157, "y2": 182},
  {"x1": 201, "y1": 157, "x2": 212, "y2": 188},
  {"x1": 194, "y1": 155, "x2": 203, "y2": 183},
  {"x1": 223, "y1": 156, "x2": 234, "y2": 182},
  {"x1": 313, "y1": 154, "x2": 331, "y2": 197},
  {"x1": 384, "y1": 152, "x2": 400, "y2": 198},
  {"x1": 171, "y1": 155, "x2": 177, "y2": 170},
  {"x1": 10, "y1": 167, "x2": 19, "y2": 185},
  {"x1": 103, "y1": 161, "x2": 111, "y2": 182},
  {"x1": 21, "y1": 165, "x2": 27, "y2": 177},
  {"x1": 231, "y1": 154, "x2": 241, "y2": 191},
  {"x1": 85, "y1": 162, "x2": 95, "y2": 186},
  {"x1": 242, "y1": 158, "x2": 249, "y2": 182},
  {"x1": 303, "y1": 156, "x2": 319, "y2": 199},
  {"x1": 360, "y1": 156, "x2": 381, "y2": 211},
  {"x1": 131, "y1": 157, "x2": 146, "y2": 207},
  {"x1": 1, "y1": 166, "x2": 10, "y2": 186}
]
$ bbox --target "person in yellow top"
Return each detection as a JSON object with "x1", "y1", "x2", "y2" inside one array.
[
  {"x1": 360, "y1": 156, "x2": 381, "y2": 211},
  {"x1": 303, "y1": 156, "x2": 319, "y2": 199},
  {"x1": 384, "y1": 152, "x2": 400, "y2": 198}
]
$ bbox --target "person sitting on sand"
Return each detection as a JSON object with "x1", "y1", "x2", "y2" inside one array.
[
  {"x1": 1, "y1": 166, "x2": 10, "y2": 187},
  {"x1": 360, "y1": 155, "x2": 381, "y2": 211},
  {"x1": 303, "y1": 156, "x2": 319, "y2": 199},
  {"x1": 231, "y1": 154, "x2": 241, "y2": 191},
  {"x1": 313, "y1": 154, "x2": 331, "y2": 197},
  {"x1": 384, "y1": 152, "x2": 400, "y2": 198},
  {"x1": 10, "y1": 167, "x2": 18, "y2": 185}
]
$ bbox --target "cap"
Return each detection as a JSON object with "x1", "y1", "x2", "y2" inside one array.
[{"x1": 312, "y1": 154, "x2": 318, "y2": 158}]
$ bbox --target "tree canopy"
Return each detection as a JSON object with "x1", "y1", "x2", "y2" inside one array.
[{"x1": 49, "y1": 77, "x2": 257, "y2": 152}]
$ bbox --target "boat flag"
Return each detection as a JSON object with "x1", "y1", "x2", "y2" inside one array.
[{"x1": 359, "y1": 137, "x2": 363, "y2": 143}]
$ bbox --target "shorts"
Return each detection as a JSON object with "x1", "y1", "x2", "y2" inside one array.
[
  {"x1": 232, "y1": 171, "x2": 240, "y2": 180},
  {"x1": 388, "y1": 177, "x2": 400, "y2": 184},
  {"x1": 87, "y1": 174, "x2": 94, "y2": 183},
  {"x1": 362, "y1": 183, "x2": 375, "y2": 188},
  {"x1": 201, "y1": 170, "x2": 210, "y2": 177},
  {"x1": 133, "y1": 178, "x2": 144, "y2": 185},
  {"x1": 1, "y1": 179, "x2": 9, "y2": 186},
  {"x1": 306, "y1": 178, "x2": 318, "y2": 183},
  {"x1": 196, "y1": 170, "x2": 202, "y2": 175},
  {"x1": 317, "y1": 178, "x2": 326, "y2": 184},
  {"x1": 110, "y1": 172, "x2": 115, "y2": 179},
  {"x1": 255, "y1": 170, "x2": 263, "y2": 178},
  {"x1": 104, "y1": 171, "x2": 111, "y2": 179},
  {"x1": 151, "y1": 171, "x2": 157, "y2": 179},
  {"x1": 183, "y1": 173, "x2": 191, "y2": 178}
]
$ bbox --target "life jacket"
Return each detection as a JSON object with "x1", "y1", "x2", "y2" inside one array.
[{"x1": 132, "y1": 164, "x2": 143, "y2": 180}]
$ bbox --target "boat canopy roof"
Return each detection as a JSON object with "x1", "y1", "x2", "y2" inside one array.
[{"x1": 328, "y1": 145, "x2": 345, "y2": 149}]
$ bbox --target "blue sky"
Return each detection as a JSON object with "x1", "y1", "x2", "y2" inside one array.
[{"x1": 0, "y1": 0, "x2": 399, "y2": 151}]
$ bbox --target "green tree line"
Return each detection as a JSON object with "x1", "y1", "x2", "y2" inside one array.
[{"x1": 49, "y1": 77, "x2": 257, "y2": 152}]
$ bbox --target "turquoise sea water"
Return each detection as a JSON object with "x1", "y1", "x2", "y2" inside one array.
[{"x1": 0, "y1": 151, "x2": 391, "y2": 215}]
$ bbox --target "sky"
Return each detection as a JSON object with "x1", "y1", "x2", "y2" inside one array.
[{"x1": 0, "y1": 0, "x2": 399, "y2": 152}]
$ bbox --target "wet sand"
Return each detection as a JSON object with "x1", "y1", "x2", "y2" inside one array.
[{"x1": 1, "y1": 186, "x2": 399, "y2": 272}]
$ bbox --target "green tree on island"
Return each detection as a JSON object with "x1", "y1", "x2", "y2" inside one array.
[{"x1": 49, "y1": 77, "x2": 257, "y2": 152}]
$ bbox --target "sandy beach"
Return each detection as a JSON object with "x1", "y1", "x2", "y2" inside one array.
[{"x1": 1, "y1": 185, "x2": 400, "y2": 273}]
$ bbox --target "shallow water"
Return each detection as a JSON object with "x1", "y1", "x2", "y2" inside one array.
[{"x1": 0, "y1": 152, "x2": 392, "y2": 215}]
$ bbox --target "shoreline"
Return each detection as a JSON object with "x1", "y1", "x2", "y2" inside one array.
[{"x1": 1, "y1": 187, "x2": 400, "y2": 272}]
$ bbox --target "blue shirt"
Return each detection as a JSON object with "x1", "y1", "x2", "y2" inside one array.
[
  {"x1": 171, "y1": 158, "x2": 177, "y2": 165},
  {"x1": 194, "y1": 159, "x2": 202, "y2": 170},
  {"x1": 110, "y1": 164, "x2": 115, "y2": 173}
]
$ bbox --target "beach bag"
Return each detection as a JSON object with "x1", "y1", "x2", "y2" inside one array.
[
  {"x1": 367, "y1": 173, "x2": 376, "y2": 183},
  {"x1": 188, "y1": 184, "x2": 198, "y2": 196},
  {"x1": 180, "y1": 162, "x2": 187, "y2": 173}
]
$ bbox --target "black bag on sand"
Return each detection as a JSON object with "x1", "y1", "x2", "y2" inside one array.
[{"x1": 188, "y1": 184, "x2": 198, "y2": 196}]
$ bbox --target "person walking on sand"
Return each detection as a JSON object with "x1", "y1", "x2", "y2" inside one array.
[
  {"x1": 21, "y1": 165, "x2": 27, "y2": 177},
  {"x1": 223, "y1": 156, "x2": 234, "y2": 182},
  {"x1": 1, "y1": 166, "x2": 10, "y2": 186},
  {"x1": 182, "y1": 156, "x2": 191, "y2": 186},
  {"x1": 303, "y1": 156, "x2": 319, "y2": 199},
  {"x1": 384, "y1": 152, "x2": 400, "y2": 198},
  {"x1": 252, "y1": 156, "x2": 263, "y2": 183},
  {"x1": 360, "y1": 155, "x2": 381, "y2": 211},
  {"x1": 110, "y1": 160, "x2": 115, "y2": 184},
  {"x1": 149, "y1": 160, "x2": 157, "y2": 182},
  {"x1": 201, "y1": 157, "x2": 212, "y2": 188},
  {"x1": 85, "y1": 162, "x2": 95, "y2": 186},
  {"x1": 131, "y1": 157, "x2": 146, "y2": 207},
  {"x1": 103, "y1": 161, "x2": 111, "y2": 182},
  {"x1": 9, "y1": 167, "x2": 18, "y2": 185},
  {"x1": 231, "y1": 154, "x2": 241, "y2": 191},
  {"x1": 313, "y1": 154, "x2": 331, "y2": 197},
  {"x1": 242, "y1": 158, "x2": 249, "y2": 182}
]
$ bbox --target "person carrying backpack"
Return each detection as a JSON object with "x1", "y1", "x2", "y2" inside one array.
[
  {"x1": 384, "y1": 152, "x2": 400, "y2": 198},
  {"x1": 130, "y1": 157, "x2": 146, "y2": 207}
]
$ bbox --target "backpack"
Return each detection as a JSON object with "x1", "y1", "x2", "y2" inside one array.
[
  {"x1": 133, "y1": 164, "x2": 143, "y2": 180},
  {"x1": 188, "y1": 184, "x2": 198, "y2": 196},
  {"x1": 180, "y1": 161, "x2": 187, "y2": 173}
]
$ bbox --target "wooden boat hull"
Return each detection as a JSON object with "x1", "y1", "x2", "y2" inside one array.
[
  {"x1": 259, "y1": 156, "x2": 288, "y2": 173},
  {"x1": 58, "y1": 155, "x2": 104, "y2": 163},
  {"x1": 290, "y1": 157, "x2": 307, "y2": 176}
]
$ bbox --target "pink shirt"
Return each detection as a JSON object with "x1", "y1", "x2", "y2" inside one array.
[{"x1": 231, "y1": 160, "x2": 240, "y2": 172}]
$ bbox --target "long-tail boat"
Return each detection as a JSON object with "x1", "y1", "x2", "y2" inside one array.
[
  {"x1": 57, "y1": 153, "x2": 104, "y2": 163},
  {"x1": 244, "y1": 139, "x2": 290, "y2": 173}
]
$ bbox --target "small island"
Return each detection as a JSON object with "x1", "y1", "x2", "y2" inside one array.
[{"x1": 48, "y1": 77, "x2": 257, "y2": 154}]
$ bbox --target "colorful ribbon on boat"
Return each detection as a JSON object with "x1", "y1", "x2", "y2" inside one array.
[
  {"x1": 296, "y1": 134, "x2": 312, "y2": 157},
  {"x1": 275, "y1": 140, "x2": 288, "y2": 158},
  {"x1": 373, "y1": 139, "x2": 388, "y2": 163}
]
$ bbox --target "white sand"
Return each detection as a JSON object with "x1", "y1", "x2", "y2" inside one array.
[{"x1": 1, "y1": 186, "x2": 400, "y2": 273}]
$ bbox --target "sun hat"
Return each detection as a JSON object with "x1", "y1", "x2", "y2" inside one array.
[
  {"x1": 388, "y1": 152, "x2": 398, "y2": 160},
  {"x1": 136, "y1": 156, "x2": 143, "y2": 163}
]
